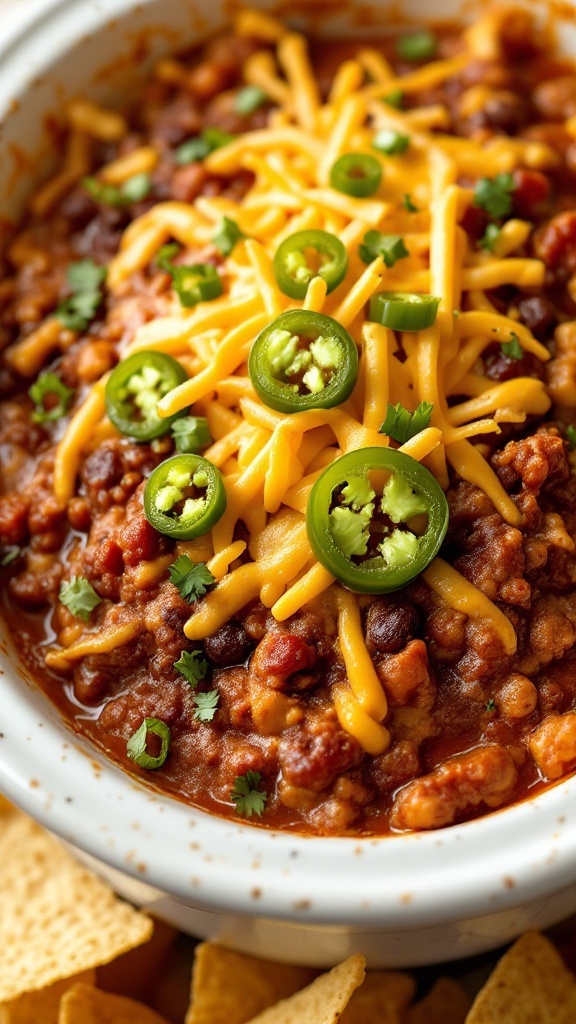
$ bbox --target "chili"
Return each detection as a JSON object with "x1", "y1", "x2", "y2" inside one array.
[
  {"x1": 273, "y1": 230, "x2": 348, "y2": 299},
  {"x1": 143, "y1": 454, "x2": 226, "y2": 540},
  {"x1": 248, "y1": 310, "x2": 358, "y2": 414},
  {"x1": 306, "y1": 447, "x2": 449, "y2": 594},
  {"x1": 369, "y1": 292, "x2": 440, "y2": 331},
  {"x1": 329, "y1": 153, "x2": 382, "y2": 197}
]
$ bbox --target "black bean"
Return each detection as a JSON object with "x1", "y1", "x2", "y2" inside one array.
[
  {"x1": 365, "y1": 598, "x2": 419, "y2": 654},
  {"x1": 204, "y1": 621, "x2": 253, "y2": 666}
]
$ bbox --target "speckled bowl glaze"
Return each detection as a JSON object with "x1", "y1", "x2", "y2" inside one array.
[{"x1": 3, "y1": 0, "x2": 576, "y2": 969}]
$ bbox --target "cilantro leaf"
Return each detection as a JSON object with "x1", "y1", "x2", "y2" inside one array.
[
  {"x1": 59, "y1": 576, "x2": 102, "y2": 623},
  {"x1": 156, "y1": 243, "x2": 180, "y2": 272},
  {"x1": 380, "y1": 401, "x2": 433, "y2": 445},
  {"x1": 479, "y1": 223, "x2": 501, "y2": 253},
  {"x1": 234, "y1": 85, "x2": 267, "y2": 115},
  {"x1": 567, "y1": 424, "x2": 576, "y2": 450},
  {"x1": 168, "y1": 555, "x2": 215, "y2": 603},
  {"x1": 56, "y1": 258, "x2": 107, "y2": 332},
  {"x1": 28, "y1": 372, "x2": 74, "y2": 423},
  {"x1": 473, "y1": 173, "x2": 515, "y2": 220},
  {"x1": 171, "y1": 416, "x2": 212, "y2": 454},
  {"x1": 383, "y1": 89, "x2": 404, "y2": 109},
  {"x1": 193, "y1": 689, "x2": 220, "y2": 722},
  {"x1": 402, "y1": 193, "x2": 419, "y2": 212},
  {"x1": 175, "y1": 128, "x2": 235, "y2": 165},
  {"x1": 359, "y1": 231, "x2": 409, "y2": 267},
  {"x1": 231, "y1": 771, "x2": 268, "y2": 818},
  {"x1": 396, "y1": 29, "x2": 437, "y2": 62},
  {"x1": 83, "y1": 172, "x2": 152, "y2": 208},
  {"x1": 67, "y1": 259, "x2": 106, "y2": 293},
  {"x1": 212, "y1": 216, "x2": 246, "y2": 256},
  {"x1": 0, "y1": 547, "x2": 20, "y2": 567},
  {"x1": 174, "y1": 649, "x2": 208, "y2": 687},
  {"x1": 500, "y1": 333, "x2": 523, "y2": 360},
  {"x1": 486, "y1": 697, "x2": 496, "y2": 712}
]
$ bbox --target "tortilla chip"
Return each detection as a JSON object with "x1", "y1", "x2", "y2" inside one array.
[
  {"x1": 242, "y1": 954, "x2": 366, "y2": 1024},
  {"x1": 408, "y1": 977, "x2": 471, "y2": 1024},
  {"x1": 465, "y1": 931, "x2": 576, "y2": 1023},
  {"x1": 339, "y1": 970, "x2": 416, "y2": 1023},
  {"x1": 58, "y1": 983, "x2": 169, "y2": 1024},
  {"x1": 97, "y1": 918, "x2": 178, "y2": 1002},
  {"x1": 0, "y1": 794, "x2": 13, "y2": 818},
  {"x1": 185, "y1": 943, "x2": 316, "y2": 1024},
  {"x1": 0, "y1": 809, "x2": 152, "y2": 1002},
  {"x1": 0, "y1": 971, "x2": 95, "y2": 1024}
]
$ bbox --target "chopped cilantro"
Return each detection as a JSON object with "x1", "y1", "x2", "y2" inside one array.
[
  {"x1": 372, "y1": 128, "x2": 410, "y2": 156},
  {"x1": 193, "y1": 689, "x2": 220, "y2": 722},
  {"x1": 174, "y1": 649, "x2": 208, "y2": 686},
  {"x1": 59, "y1": 576, "x2": 102, "y2": 623},
  {"x1": 567, "y1": 425, "x2": 576, "y2": 450},
  {"x1": 231, "y1": 771, "x2": 268, "y2": 818},
  {"x1": 156, "y1": 243, "x2": 180, "y2": 272},
  {"x1": 402, "y1": 193, "x2": 419, "y2": 212},
  {"x1": 500, "y1": 333, "x2": 523, "y2": 360},
  {"x1": 67, "y1": 259, "x2": 107, "y2": 293},
  {"x1": 380, "y1": 401, "x2": 433, "y2": 445},
  {"x1": 396, "y1": 29, "x2": 437, "y2": 62},
  {"x1": 479, "y1": 223, "x2": 501, "y2": 253},
  {"x1": 168, "y1": 555, "x2": 215, "y2": 603},
  {"x1": 172, "y1": 416, "x2": 212, "y2": 453},
  {"x1": 83, "y1": 172, "x2": 152, "y2": 208},
  {"x1": 0, "y1": 547, "x2": 20, "y2": 567},
  {"x1": 56, "y1": 258, "x2": 107, "y2": 332},
  {"x1": 175, "y1": 127, "x2": 235, "y2": 164},
  {"x1": 383, "y1": 89, "x2": 404, "y2": 109},
  {"x1": 212, "y1": 216, "x2": 246, "y2": 256},
  {"x1": 473, "y1": 173, "x2": 515, "y2": 220},
  {"x1": 486, "y1": 698, "x2": 496, "y2": 712},
  {"x1": 234, "y1": 85, "x2": 267, "y2": 115},
  {"x1": 359, "y1": 231, "x2": 409, "y2": 267},
  {"x1": 28, "y1": 372, "x2": 74, "y2": 423}
]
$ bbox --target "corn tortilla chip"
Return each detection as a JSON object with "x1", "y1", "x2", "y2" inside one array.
[
  {"x1": 243, "y1": 954, "x2": 366, "y2": 1024},
  {"x1": 58, "y1": 983, "x2": 170, "y2": 1024},
  {"x1": 0, "y1": 808, "x2": 152, "y2": 1002},
  {"x1": 0, "y1": 971, "x2": 95, "y2": 1024},
  {"x1": 339, "y1": 969, "x2": 415, "y2": 1023},
  {"x1": 408, "y1": 977, "x2": 471, "y2": 1024},
  {"x1": 465, "y1": 930, "x2": 576, "y2": 1023},
  {"x1": 185, "y1": 943, "x2": 316, "y2": 1024}
]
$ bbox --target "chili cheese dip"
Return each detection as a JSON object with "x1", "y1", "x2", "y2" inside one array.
[{"x1": 2, "y1": 6, "x2": 576, "y2": 835}]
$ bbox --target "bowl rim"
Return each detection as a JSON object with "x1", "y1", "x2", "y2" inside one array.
[{"x1": 1, "y1": 0, "x2": 576, "y2": 929}]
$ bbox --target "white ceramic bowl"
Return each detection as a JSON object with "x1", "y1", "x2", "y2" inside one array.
[{"x1": 2, "y1": 0, "x2": 576, "y2": 969}]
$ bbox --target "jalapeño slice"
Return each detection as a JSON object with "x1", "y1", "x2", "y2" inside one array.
[
  {"x1": 248, "y1": 310, "x2": 358, "y2": 414},
  {"x1": 105, "y1": 351, "x2": 187, "y2": 441},
  {"x1": 306, "y1": 447, "x2": 448, "y2": 594},
  {"x1": 144, "y1": 454, "x2": 226, "y2": 540},
  {"x1": 273, "y1": 230, "x2": 348, "y2": 300}
]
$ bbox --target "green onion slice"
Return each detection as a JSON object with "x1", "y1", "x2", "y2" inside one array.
[
  {"x1": 127, "y1": 718, "x2": 171, "y2": 770},
  {"x1": 329, "y1": 153, "x2": 382, "y2": 198}
]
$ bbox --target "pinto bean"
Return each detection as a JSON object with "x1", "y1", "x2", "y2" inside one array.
[
  {"x1": 533, "y1": 76, "x2": 576, "y2": 120},
  {"x1": 390, "y1": 745, "x2": 518, "y2": 830},
  {"x1": 529, "y1": 711, "x2": 576, "y2": 779}
]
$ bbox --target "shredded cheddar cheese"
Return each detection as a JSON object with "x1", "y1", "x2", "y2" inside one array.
[{"x1": 36, "y1": 9, "x2": 553, "y2": 755}]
